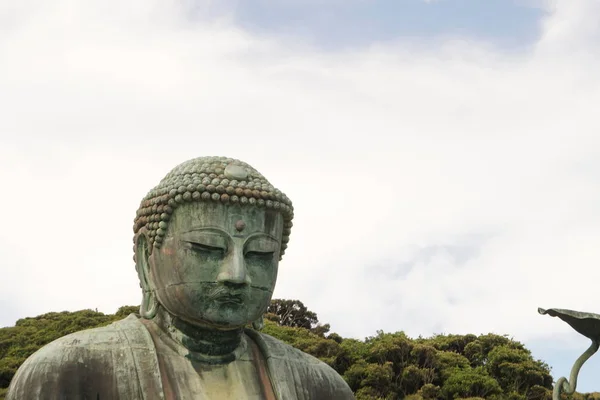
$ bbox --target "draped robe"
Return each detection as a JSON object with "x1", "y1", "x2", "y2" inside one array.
[{"x1": 6, "y1": 314, "x2": 355, "y2": 400}]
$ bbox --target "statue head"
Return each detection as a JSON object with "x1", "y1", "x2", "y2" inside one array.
[{"x1": 132, "y1": 156, "x2": 294, "y2": 330}]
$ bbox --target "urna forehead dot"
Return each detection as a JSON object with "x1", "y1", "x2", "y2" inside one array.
[{"x1": 235, "y1": 220, "x2": 246, "y2": 232}]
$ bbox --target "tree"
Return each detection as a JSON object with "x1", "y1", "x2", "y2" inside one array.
[
  {"x1": 344, "y1": 360, "x2": 395, "y2": 399},
  {"x1": 115, "y1": 305, "x2": 140, "y2": 318},
  {"x1": 486, "y1": 345, "x2": 552, "y2": 393},
  {"x1": 1, "y1": 300, "x2": 596, "y2": 400},
  {"x1": 267, "y1": 299, "x2": 319, "y2": 330},
  {"x1": 418, "y1": 383, "x2": 441, "y2": 400},
  {"x1": 441, "y1": 366, "x2": 502, "y2": 399}
]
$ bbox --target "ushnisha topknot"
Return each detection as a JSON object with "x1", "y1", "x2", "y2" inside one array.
[{"x1": 133, "y1": 156, "x2": 294, "y2": 259}]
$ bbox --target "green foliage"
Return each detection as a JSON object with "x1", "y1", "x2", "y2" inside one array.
[
  {"x1": 265, "y1": 313, "x2": 563, "y2": 400},
  {"x1": 486, "y1": 345, "x2": 553, "y2": 395},
  {"x1": 267, "y1": 299, "x2": 319, "y2": 329},
  {"x1": 267, "y1": 298, "x2": 330, "y2": 336},
  {"x1": 441, "y1": 366, "x2": 502, "y2": 399},
  {"x1": 419, "y1": 383, "x2": 441, "y2": 399},
  {"x1": 115, "y1": 305, "x2": 140, "y2": 318},
  {"x1": 1, "y1": 300, "x2": 598, "y2": 400}
]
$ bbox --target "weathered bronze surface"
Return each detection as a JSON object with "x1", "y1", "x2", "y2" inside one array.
[
  {"x1": 539, "y1": 307, "x2": 600, "y2": 400},
  {"x1": 7, "y1": 156, "x2": 355, "y2": 400}
]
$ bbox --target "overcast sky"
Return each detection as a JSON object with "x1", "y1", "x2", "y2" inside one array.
[{"x1": 2, "y1": 0, "x2": 600, "y2": 392}]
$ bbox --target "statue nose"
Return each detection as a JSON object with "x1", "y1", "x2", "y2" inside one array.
[{"x1": 216, "y1": 249, "x2": 251, "y2": 286}]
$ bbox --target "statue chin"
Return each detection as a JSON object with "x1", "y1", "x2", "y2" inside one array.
[
  {"x1": 177, "y1": 312, "x2": 251, "y2": 331},
  {"x1": 154, "y1": 284, "x2": 268, "y2": 330},
  {"x1": 157, "y1": 298, "x2": 257, "y2": 330}
]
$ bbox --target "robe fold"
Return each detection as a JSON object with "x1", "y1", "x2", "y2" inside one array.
[{"x1": 6, "y1": 314, "x2": 355, "y2": 400}]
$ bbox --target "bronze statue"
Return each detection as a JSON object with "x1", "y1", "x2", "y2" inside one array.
[
  {"x1": 538, "y1": 308, "x2": 600, "y2": 400},
  {"x1": 7, "y1": 156, "x2": 355, "y2": 399}
]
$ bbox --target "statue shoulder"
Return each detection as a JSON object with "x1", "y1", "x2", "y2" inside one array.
[
  {"x1": 7, "y1": 314, "x2": 160, "y2": 400},
  {"x1": 245, "y1": 330, "x2": 355, "y2": 400}
]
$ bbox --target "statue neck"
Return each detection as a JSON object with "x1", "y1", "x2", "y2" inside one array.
[{"x1": 152, "y1": 306, "x2": 245, "y2": 364}]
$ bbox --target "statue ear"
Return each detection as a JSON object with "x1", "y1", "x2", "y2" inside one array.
[
  {"x1": 252, "y1": 315, "x2": 265, "y2": 331},
  {"x1": 134, "y1": 231, "x2": 158, "y2": 319}
]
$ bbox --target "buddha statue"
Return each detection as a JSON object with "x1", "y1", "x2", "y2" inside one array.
[{"x1": 7, "y1": 156, "x2": 355, "y2": 400}]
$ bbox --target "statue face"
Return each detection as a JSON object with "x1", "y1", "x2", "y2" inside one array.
[{"x1": 146, "y1": 202, "x2": 283, "y2": 329}]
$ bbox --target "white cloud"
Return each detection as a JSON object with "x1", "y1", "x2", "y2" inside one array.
[{"x1": 1, "y1": 0, "x2": 599, "y2": 366}]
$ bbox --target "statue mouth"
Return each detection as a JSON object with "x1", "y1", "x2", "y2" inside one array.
[
  {"x1": 205, "y1": 284, "x2": 248, "y2": 306},
  {"x1": 215, "y1": 294, "x2": 244, "y2": 305}
]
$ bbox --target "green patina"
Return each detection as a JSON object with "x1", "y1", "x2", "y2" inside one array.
[
  {"x1": 7, "y1": 156, "x2": 354, "y2": 400},
  {"x1": 539, "y1": 307, "x2": 600, "y2": 400},
  {"x1": 133, "y1": 156, "x2": 294, "y2": 259}
]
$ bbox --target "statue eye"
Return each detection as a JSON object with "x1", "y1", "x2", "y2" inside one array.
[
  {"x1": 245, "y1": 250, "x2": 274, "y2": 258},
  {"x1": 244, "y1": 237, "x2": 278, "y2": 258},
  {"x1": 185, "y1": 241, "x2": 225, "y2": 255}
]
